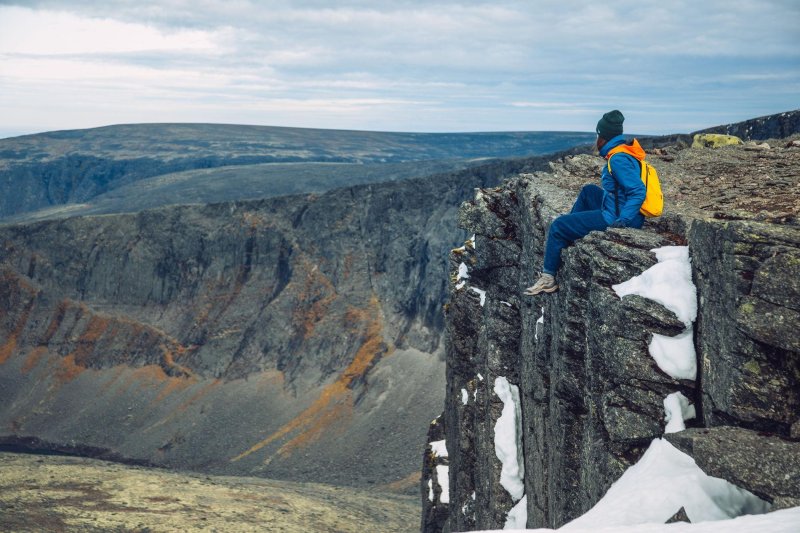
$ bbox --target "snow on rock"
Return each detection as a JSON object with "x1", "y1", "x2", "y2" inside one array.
[
  {"x1": 664, "y1": 392, "x2": 696, "y2": 434},
  {"x1": 494, "y1": 377, "x2": 525, "y2": 501},
  {"x1": 475, "y1": 506, "x2": 800, "y2": 533},
  {"x1": 462, "y1": 388, "x2": 469, "y2": 405},
  {"x1": 649, "y1": 328, "x2": 697, "y2": 380},
  {"x1": 456, "y1": 262, "x2": 470, "y2": 290},
  {"x1": 436, "y1": 465, "x2": 450, "y2": 504},
  {"x1": 560, "y1": 438, "x2": 769, "y2": 530},
  {"x1": 428, "y1": 479, "x2": 434, "y2": 502},
  {"x1": 471, "y1": 287, "x2": 487, "y2": 306},
  {"x1": 535, "y1": 307, "x2": 544, "y2": 341},
  {"x1": 430, "y1": 439, "x2": 449, "y2": 458},
  {"x1": 504, "y1": 495, "x2": 528, "y2": 530},
  {"x1": 613, "y1": 246, "x2": 697, "y2": 326}
]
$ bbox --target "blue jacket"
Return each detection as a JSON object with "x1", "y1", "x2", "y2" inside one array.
[{"x1": 598, "y1": 135, "x2": 646, "y2": 228}]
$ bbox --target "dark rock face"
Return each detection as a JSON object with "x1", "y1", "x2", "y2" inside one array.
[
  {"x1": 665, "y1": 427, "x2": 800, "y2": 510},
  {"x1": 694, "y1": 109, "x2": 800, "y2": 141},
  {"x1": 420, "y1": 415, "x2": 450, "y2": 533},
  {"x1": 691, "y1": 220, "x2": 800, "y2": 433},
  {"x1": 429, "y1": 133, "x2": 800, "y2": 530}
]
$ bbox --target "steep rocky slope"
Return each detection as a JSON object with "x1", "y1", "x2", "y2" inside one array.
[
  {"x1": 695, "y1": 109, "x2": 800, "y2": 141},
  {"x1": 423, "y1": 131, "x2": 800, "y2": 530},
  {"x1": 0, "y1": 153, "x2": 574, "y2": 490}
]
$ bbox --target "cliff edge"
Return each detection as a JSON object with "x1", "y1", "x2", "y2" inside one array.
[{"x1": 423, "y1": 126, "x2": 800, "y2": 531}]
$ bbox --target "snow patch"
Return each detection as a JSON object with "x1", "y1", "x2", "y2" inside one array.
[
  {"x1": 664, "y1": 392, "x2": 696, "y2": 433},
  {"x1": 561, "y1": 439, "x2": 769, "y2": 530},
  {"x1": 504, "y1": 495, "x2": 527, "y2": 530},
  {"x1": 456, "y1": 262, "x2": 470, "y2": 290},
  {"x1": 477, "y1": 373, "x2": 484, "y2": 381},
  {"x1": 476, "y1": 507, "x2": 800, "y2": 532},
  {"x1": 430, "y1": 439, "x2": 449, "y2": 458},
  {"x1": 612, "y1": 246, "x2": 697, "y2": 326},
  {"x1": 436, "y1": 465, "x2": 450, "y2": 504},
  {"x1": 471, "y1": 287, "x2": 487, "y2": 306},
  {"x1": 461, "y1": 388, "x2": 469, "y2": 405},
  {"x1": 493, "y1": 377, "x2": 525, "y2": 501},
  {"x1": 501, "y1": 300, "x2": 512, "y2": 307},
  {"x1": 428, "y1": 479, "x2": 433, "y2": 502},
  {"x1": 649, "y1": 328, "x2": 697, "y2": 380},
  {"x1": 535, "y1": 307, "x2": 544, "y2": 340}
]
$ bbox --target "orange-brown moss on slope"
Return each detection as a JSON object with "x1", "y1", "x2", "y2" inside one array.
[
  {"x1": 290, "y1": 258, "x2": 338, "y2": 342},
  {"x1": 0, "y1": 269, "x2": 39, "y2": 365},
  {"x1": 42, "y1": 300, "x2": 70, "y2": 344},
  {"x1": 143, "y1": 379, "x2": 220, "y2": 434},
  {"x1": 231, "y1": 294, "x2": 392, "y2": 463},
  {"x1": 54, "y1": 354, "x2": 86, "y2": 384},
  {"x1": 160, "y1": 343, "x2": 194, "y2": 378},
  {"x1": 151, "y1": 375, "x2": 196, "y2": 405},
  {"x1": 382, "y1": 472, "x2": 422, "y2": 493},
  {"x1": 32, "y1": 296, "x2": 197, "y2": 389},
  {"x1": 70, "y1": 315, "x2": 111, "y2": 367},
  {"x1": 21, "y1": 346, "x2": 47, "y2": 374}
]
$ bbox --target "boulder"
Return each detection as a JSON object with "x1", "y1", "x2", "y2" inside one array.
[
  {"x1": 665, "y1": 507, "x2": 691, "y2": 523},
  {"x1": 692, "y1": 133, "x2": 743, "y2": 149}
]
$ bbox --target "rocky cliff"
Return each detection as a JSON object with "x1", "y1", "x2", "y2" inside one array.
[
  {"x1": 423, "y1": 130, "x2": 800, "y2": 530},
  {"x1": 695, "y1": 109, "x2": 800, "y2": 141}
]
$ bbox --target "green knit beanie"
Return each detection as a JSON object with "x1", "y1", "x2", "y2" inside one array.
[{"x1": 596, "y1": 110, "x2": 624, "y2": 140}]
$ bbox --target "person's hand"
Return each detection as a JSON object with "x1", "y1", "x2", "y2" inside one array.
[{"x1": 609, "y1": 219, "x2": 627, "y2": 228}]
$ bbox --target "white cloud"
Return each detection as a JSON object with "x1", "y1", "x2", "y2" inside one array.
[
  {"x1": 0, "y1": 6, "x2": 225, "y2": 55},
  {"x1": 0, "y1": 1, "x2": 798, "y2": 135}
]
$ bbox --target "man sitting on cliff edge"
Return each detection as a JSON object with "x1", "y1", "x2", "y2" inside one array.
[{"x1": 524, "y1": 110, "x2": 646, "y2": 295}]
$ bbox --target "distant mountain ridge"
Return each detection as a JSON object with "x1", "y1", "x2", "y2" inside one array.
[{"x1": 0, "y1": 123, "x2": 596, "y2": 220}]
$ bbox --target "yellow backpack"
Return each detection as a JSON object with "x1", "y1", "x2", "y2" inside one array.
[{"x1": 607, "y1": 142, "x2": 664, "y2": 218}]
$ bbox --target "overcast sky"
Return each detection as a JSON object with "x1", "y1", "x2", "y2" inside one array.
[{"x1": 0, "y1": 0, "x2": 798, "y2": 137}]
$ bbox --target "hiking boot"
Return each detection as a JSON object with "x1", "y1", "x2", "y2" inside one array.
[{"x1": 524, "y1": 273, "x2": 558, "y2": 295}]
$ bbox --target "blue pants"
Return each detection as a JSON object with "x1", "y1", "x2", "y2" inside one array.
[{"x1": 543, "y1": 184, "x2": 608, "y2": 275}]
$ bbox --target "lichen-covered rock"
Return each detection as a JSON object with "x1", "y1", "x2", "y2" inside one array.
[
  {"x1": 690, "y1": 219, "x2": 800, "y2": 432},
  {"x1": 692, "y1": 133, "x2": 743, "y2": 149}
]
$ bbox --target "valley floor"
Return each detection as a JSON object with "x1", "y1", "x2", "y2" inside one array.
[{"x1": 0, "y1": 452, "x2": 418, "y2": 532}]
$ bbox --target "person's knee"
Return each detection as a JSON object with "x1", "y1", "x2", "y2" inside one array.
[{"x1": 549, "y1": 216, "x2": 567, "y2": 239}]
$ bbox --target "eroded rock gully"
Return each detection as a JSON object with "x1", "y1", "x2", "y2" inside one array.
[{"x1": 422, "y1": 139, "x2": 800, "y2": 531}]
